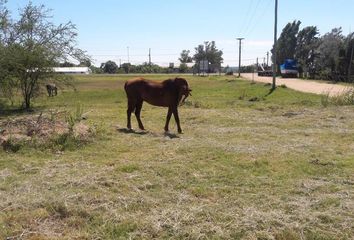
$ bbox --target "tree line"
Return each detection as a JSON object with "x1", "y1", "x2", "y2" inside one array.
[
  {"x1": 92, "y1": 61, "x2": 179, "y2": 74},
  {"x1": 272, "y1": 20, "x2": 354, "y2": 81},
  {"x1": 96, "y1": 41, "x2": 224, "y2": 74}
]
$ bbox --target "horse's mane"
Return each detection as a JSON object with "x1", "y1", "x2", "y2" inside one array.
[
  {"x1": 161, "y1": 78, "x2": 177, "y2": 88},
  {"x1": 162, "y1": 77, "x2": 186, "y2": 86}
]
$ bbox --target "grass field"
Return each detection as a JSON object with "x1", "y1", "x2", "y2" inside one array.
[{"x1": 0, "y1": 74, "x2": 354, "y2": 239}]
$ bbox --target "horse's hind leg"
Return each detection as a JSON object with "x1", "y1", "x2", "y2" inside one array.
[
  {"x1": 135, "y1": 100, "x2": 145, "y2": 130},
  {"x1": 127, "y1": 100, "x2": 135, "y2": 130}
]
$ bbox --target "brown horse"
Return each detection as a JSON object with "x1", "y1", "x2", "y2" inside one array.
[
  {"x1": 124, "y1": 77, "x2": 192, "y2": 133},
  {"x1": 46, "y1": 83, "x2": 57, "y2": 97}
]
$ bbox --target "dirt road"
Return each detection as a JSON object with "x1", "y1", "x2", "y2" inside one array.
[{"x1": 241, "y1": 73, "x2": 352, "y2": 96}]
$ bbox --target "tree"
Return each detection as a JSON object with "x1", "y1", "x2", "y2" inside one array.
[
  {"x1": 272, "y1": 20, "x2": 301, "y2": 72},
  {"x1": 345, "y1": 33, "x2": 354, "y2": 81},
  {"x1": 179, "y1": 63, "x2": 189, "y2": 73},
  {"x1": 0, "y1": 45, "x2": 16, "y2": 105},
  {"x1": 295, "y1": 26, "x2": 319, "y2": 78},
  {"x1": 0, "y1": 0, "x2": 11, "y2": 102},
  {"x1": 59, "y1": 61, "x2": 76, "y2": 67},
  {"x1": 179, "y1": 50, "x2": 192, "y2": 63},
  {"x1": 316, "y1": 28, "x2": 345, "y2": 80},
  {"x1": 79, "y1": 59, "x2": 92, "y2": 67},
  {"x1": 100, "y1": 60, "x2": 119, "y2": 74},
  {"x1": 0, "y1": 2, "x2": 88, "y2": 109},
  {"x1": 120, "y1": 63, "x2": 131, "y2": 74},
  {"x1": 89, "y1": 65, "x2": 103, "y2": 74},
  {"x1": 193, "y1": 41, "x2": 223, "y2": 73}
]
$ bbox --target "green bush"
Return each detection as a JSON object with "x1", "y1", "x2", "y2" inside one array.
[{"x1": 2, "y1": 137, "x2": 23, "y2": 152}]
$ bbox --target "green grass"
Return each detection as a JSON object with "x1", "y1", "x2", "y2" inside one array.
[{"x1": 0, "y1": 74, "x2": 354, "y2": 239}]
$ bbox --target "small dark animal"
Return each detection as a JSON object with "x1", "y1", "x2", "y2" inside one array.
[
  {"x1": 124, "y1": 77, "x2": 192, "y2": 133},
  {"x1": 46, "y1": 84, "x2": 57, "y2": 97}
]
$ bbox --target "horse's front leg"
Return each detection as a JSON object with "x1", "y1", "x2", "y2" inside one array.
[
  {"x1": 164, "y1": 107, "x2": 172, "y2": 132},
  {"x1": 172, "y1": 106, "x2": 182, "y2": 133}
]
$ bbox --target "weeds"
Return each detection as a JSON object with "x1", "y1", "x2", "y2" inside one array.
[
  {"x1": 2, "y1": 136, "x2": 24, "y2": 152},
  {"x1": 238, "y1": 89, "x2": 246, "y2": 100},
  {"x1": 0, "y1": 106, "x2": 95, "y2": 152},
  {"x1": 321, "y1": 89, "x2": 354, "y2": 106},
  {"x1": 65, "y1": 103, "x2": 84, "y2": 132}
]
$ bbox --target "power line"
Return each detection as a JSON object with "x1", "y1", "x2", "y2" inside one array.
[
  {"x1": 242, "y1": 0, "x2": 262, "y2": 36},
  {"x1": 240, "y1": 0, "x2": 254, "y2": 35},
  {"x1": 244, "y1": 0, "x2": 273, "y2": 36}
]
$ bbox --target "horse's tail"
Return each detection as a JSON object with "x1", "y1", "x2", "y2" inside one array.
[
  {"x1": 124, "y1": 81, "x2": 129, "y2": 92},
  {"x1": 124, "y1": 81, "x2": 136, "y2": 111}
]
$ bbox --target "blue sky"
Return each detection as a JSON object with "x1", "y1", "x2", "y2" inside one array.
[{"x1": 7, "y1": 0, "x2": 354, "y2": 67}]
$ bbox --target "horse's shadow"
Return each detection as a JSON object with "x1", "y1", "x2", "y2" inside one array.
[
  {"x1": 116, "y1": 127, "x2": 149, "y2": 135},
  {"x1": 164, "y1": 132, "x2": 180, "y2": 139},
  {"x1": 116, "y1": 127, "x2": 180, "y2": 139}
]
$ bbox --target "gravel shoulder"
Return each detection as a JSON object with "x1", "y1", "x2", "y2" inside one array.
[{"x1": 241, "y1": 73, "x2": 352, "y2": 96}]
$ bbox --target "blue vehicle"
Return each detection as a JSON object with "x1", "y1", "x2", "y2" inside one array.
[{"x1": 280, "y1": 59, "x2": 298, "y2": 78}]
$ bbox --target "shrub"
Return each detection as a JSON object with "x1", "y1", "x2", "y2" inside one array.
[{"x1": 321, "y1": 89, "x2": 354, "y2": 106}]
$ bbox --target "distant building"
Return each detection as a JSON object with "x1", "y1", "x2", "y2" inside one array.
[{"x1": 53, "y1": 67, "x2": 91, "y2": 74}]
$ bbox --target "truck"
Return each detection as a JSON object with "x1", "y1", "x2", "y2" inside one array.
[
  {"x1": 280, "y1": 59, "x2": 298, "y2": 78},
  {"x1": 257, "y1": 64, "x2": 273, "y2": 76}
]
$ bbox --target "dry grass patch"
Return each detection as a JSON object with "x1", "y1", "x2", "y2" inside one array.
[{"x1": 1, "y1": 75, "x2": 354, "y2": 239}]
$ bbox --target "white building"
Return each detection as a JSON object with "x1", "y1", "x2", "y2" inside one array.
[{"x1": 53, "y1": 67, "x2": 91, "y2": 74}]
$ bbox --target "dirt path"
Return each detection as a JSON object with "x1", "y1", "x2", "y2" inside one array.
[{"x1": 241, "y1": 73, "x2": 352, "y2": 96}]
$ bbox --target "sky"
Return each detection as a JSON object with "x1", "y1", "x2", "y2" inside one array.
[{"x1": 6, "y1": 0, "x2": 354, "y2": 67}]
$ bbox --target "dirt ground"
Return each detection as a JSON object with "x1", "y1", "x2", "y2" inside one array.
[{"x1": 241, "y1": 73, "x2": 352, "y2": 96}]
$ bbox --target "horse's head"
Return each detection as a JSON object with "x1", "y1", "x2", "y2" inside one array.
[{"x1": 174, "y1": 77, "x2": 192, "y2": 105}]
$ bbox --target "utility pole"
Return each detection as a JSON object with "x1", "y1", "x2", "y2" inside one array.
[
  {"x1": 127, "y1": 46, "x2": 130, "y2": 64},
  {"x1": 272, "y1": 0, "x2": 278, "y2": 90},
  {"x1": 266, "y1": 51, "x2": 269, "y2": 67},
  {"x1": 148, "y1": 48, "x2": 152, "y2": 73},
  {"x1": 348, "y1": 43, "x2": 353, "y2": 82},
  {"x1": 127, "y1": 46, "x2": 130, "y2": 74},
  {"x1": 148, "y1": 48, "x2": 151, "y2": 65},
  {"x1": 256, "y1": 57, "x2": 259, "y2": 69},
  {"x1": 237, "y1": 38, "x2": 244, "y2": 77},
  {"x1": 119, "y1": 59, "x2": 121, "y2": 68}
]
